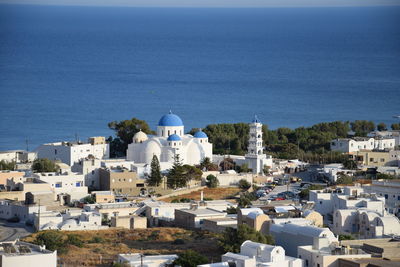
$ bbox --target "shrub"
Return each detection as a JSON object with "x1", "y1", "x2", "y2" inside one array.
[
  {"x1": 32, "y1": 158, "x2": 59, "y2": 173},
  {"x1": 339, "y1": 234, "x2": 355, "y2": 241},
  {"x1": 34, "y1": 231, "x2": 67, "y2": 253},
  {"x1": 89, "y1": 236, "x2": 105, "y2": 243},
  {"x1": 205, "y1": 174, "x2": 219, "y2": 188},
  {"x1": 219, "y1": 224, "x2": 274, "y2": 253},
  {"x1": 66, "y1": 234, "x2": 83, "y2": 247},
  {"x1": 238, "y1": 179, "x2": 251, "y2": 190},
  {"x1": 173, "y1": 250, "x2": 208, "y2": 267},
  {"x1": 148, "y1": 230, "x2": 160, "y2": 240},
  {"x1": 226, "y1": 206, "x2": 238, "y2": 214}
]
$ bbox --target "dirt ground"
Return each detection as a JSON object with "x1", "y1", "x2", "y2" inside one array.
[
  {"x1": 162, "y1": 187, "x2": 241, "y2": 202},
  {"x1": 23, "y1": 227, "x2": 223, "y2": 266}
]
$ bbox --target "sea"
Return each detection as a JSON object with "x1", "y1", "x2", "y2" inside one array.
[{"x1": 0, "y1": 4, "x2": 399, "y2": 151}]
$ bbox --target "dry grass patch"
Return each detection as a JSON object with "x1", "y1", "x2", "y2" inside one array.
[{"x1": 23, "y1": 227, "x2": 222, "y2": 266}]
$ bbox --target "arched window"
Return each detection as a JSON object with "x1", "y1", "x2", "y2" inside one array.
[{"x1": 168, "y1": 130, "x2": 170, "y2": 136}]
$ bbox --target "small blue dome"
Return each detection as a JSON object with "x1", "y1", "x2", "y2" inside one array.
[
  {"x1": 167, "y1": 134, "x2": 181, "y2": 141},
  {"x1": 158, "y1": 111, "x2": 183, "y2": 126},
  {"x1": 194, "y1": 130, "x2": 208, "y2": 138}
]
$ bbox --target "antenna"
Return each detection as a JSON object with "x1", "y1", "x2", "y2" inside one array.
[{"x1": 26, "y1": 139, "x2": 29, "y2": 152}]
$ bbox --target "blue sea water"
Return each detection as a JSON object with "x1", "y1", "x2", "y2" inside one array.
[{"x1": 0, "y1": 5, "x2": 399, "y2": 151}]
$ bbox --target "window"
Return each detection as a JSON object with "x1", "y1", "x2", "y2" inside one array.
[
  {"x1": 55, "y1": 182, "x2": 62, "y2": 188},
  {"x1": 317, "y1": 264, "x2": 320, "y2": 267},
  {"x1": 397, "y1": 196, "x2": 400, "y2": 200},
  {"x1": 380, "y1": 158, "x2": 385, "y2": 162},
  {"x1": 385, "y1": 194, "x2": 388, "y2": 199},
  {"x1": 92, "y1": 170, "x2": 95, "y2": 175},
  {"x1": 306, "y1": 260, "x2": 309, "y2": 267},
  {"x1": 55, "y1": 149, "x2": 57, "y2": 155}
]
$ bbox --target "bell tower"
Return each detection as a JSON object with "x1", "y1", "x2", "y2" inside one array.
[{"x1": 245, "y1": 115, "x2": 267, "y2": 174}]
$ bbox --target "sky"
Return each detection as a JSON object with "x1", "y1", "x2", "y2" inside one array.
[{"x1": 1, "y1": 0, "x2": 400, "y2": 7}]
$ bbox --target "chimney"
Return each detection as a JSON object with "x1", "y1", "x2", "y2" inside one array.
[{"x1": 200, "y1": 190, "x2": 204, "y2": 202}]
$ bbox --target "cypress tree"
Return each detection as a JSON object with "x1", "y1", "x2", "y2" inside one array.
[
  {"x1": 167, "y1": 154, "x2": 186, "y2": 189},
  {"x1": 148, "y1": 155, "x2": 162, "y2": 186}
]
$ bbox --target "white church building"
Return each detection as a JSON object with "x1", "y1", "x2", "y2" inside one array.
[{"x1": 126, "y1": 112, "x2": 212, "y2": 169}]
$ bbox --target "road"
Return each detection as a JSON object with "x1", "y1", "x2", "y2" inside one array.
[{"x1": 0, "y1": 220, "x2": 34, "y2": 242}]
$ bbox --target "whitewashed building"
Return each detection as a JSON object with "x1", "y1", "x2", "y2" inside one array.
[
  {"x1": 0, "y1": 240, "x2": 57, "y2": 267},
  {"x1": 270, "y1": 223, "x2": 338, "y2": 257},
  {"x1": 144, "y1": 199, "x2": 235, "y2": 227},
  {"x1": 364, "y1": 179, "x2": 400, "y2": 215},
  {"x1": 33, "y1": 172, "x2": 88, "y2": 201},
  {"x1": 298, "y1": 241, "x2": 371, "y2": 267},
  {"x1": 127, "y1": 112, "x2": 212, "y2": 169},
  {"x1": 36, "y1": 136, "x2": 109, "y2": 166},
  {"x1": 333, "y1": 208, "x2": 400, "y2": 238},
  {"x1": 0, "y1": 150, "x2": 36, "y2": 163},
  {"x1": 330, "y1": 137, "x2": 395, "y2": 153},
  {"x1": 199, "y1": 240, "x2": 302, "y2": 267},
  {"x1": 34, "y1": 209, "x2": 106, "y2": 231},
  {"x1": 309, "y1": 186, "x2": 386, "y2": 219}
]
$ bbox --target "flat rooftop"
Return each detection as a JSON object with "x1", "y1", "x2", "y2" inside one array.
[
  {"x1": 178, "y1": 208, "x2": 225, "y2": 216},
  {"x1": 0, "y1": 241, "x2": 54, "y2": 256}
]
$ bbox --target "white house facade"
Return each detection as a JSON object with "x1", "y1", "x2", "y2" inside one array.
[{"x1": 36, "y1": 136, "x2": 109, "y2": 166}]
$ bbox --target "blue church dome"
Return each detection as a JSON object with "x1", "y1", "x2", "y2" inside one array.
[
  {"x1": 167, "y1": 134, "x2": 181, "y2": 141},
  {"x1": 194, "y1": 130, "x2": 208, "y2": 138},
  {"x1": 158, "y1": 111, "x2": 184, "y2": 126}
]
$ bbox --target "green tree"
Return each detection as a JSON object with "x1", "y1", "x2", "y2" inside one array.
[
  {"x1": 182, "y1": 165, "x2": 203, "y2": 181},
  {"x1": 32, "y1": 158, "x2": 59, "y2": 173},
  {"x1": 172, "y1": 250, "x2": 208, "y2": 267},
  {"x1": 236, "y1": 163, "x2": 250, "y2": 173},
  {"x1": 350, "y1": 120, "x2": 375, "y2": 136},
  {"x1": 108, "y1": 117, "x2": 155, "y2": 157},
  {"x1": 377, "y1": 122, "x2": 387, "y2": 131},
  {"x1": 83, "y1": 195, "x2": 96, "y2": 204},
  {"x1": 199, "y1": 157, "x2": 219, "y2": 171},
  {"x1": 205, "y1": 174, "x2": 219, "y2": 188},
  {"x1": 219, "y1": 157, "x2": 235, "y2": 171},
  {"x1": 34, "y1": 231, "x2": 66, "y2": 253},
  {"x1": 0, "y1": 160, "x2": 15, "y2": 171},
  {"x1": 238, "y1": 179, "x2": 251, "y2": 190},
  {"x1": 167, "y1": 155, "x2": 186, "y2": 189},
  {"x1": 343, "y1": 159, "x2": 357, "y2": 170},
  {"x1": 148, "y1": 155, "x2": 162, "y2": 186},
  {"x1": 219, "y1": 224, "x2": 274, "y2": 253},
  {"x1": 391, "y1": 123, "x2": 400, "y2": 130}
]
